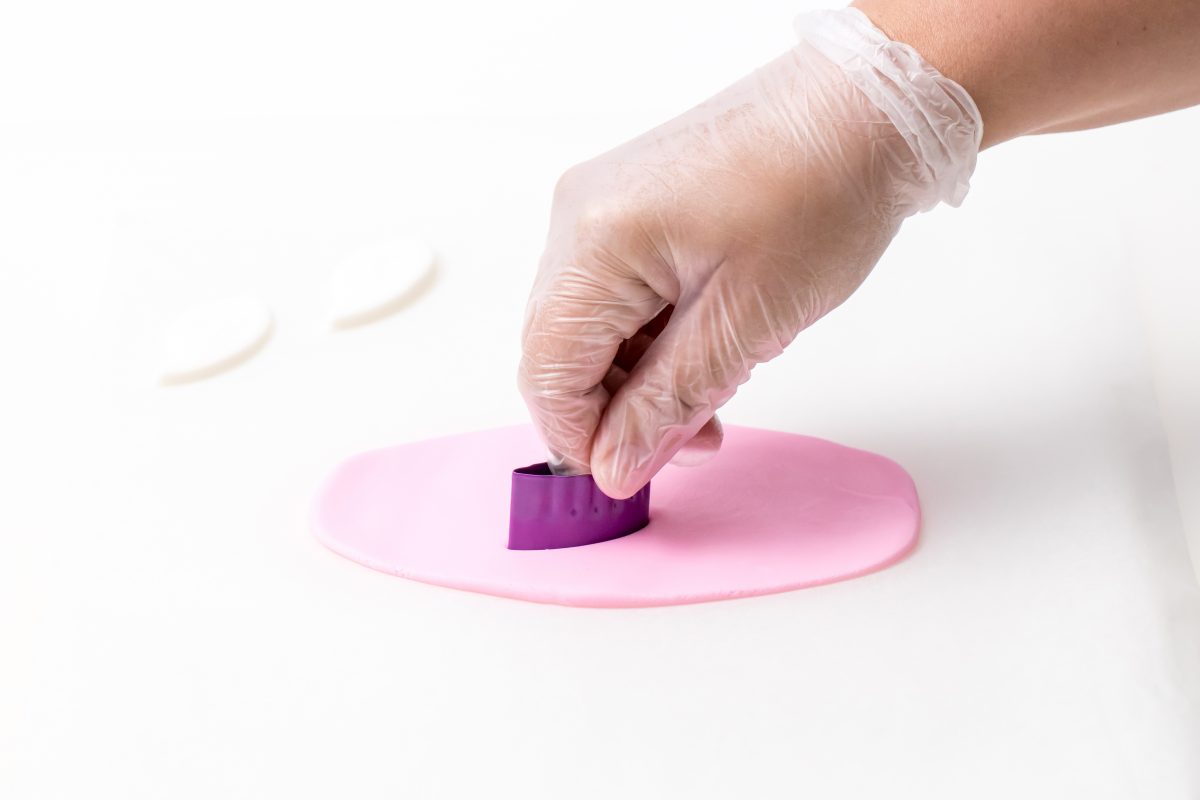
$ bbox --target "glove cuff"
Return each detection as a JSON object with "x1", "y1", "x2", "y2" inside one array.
[{"x1": 795, "y1": 7, "x2": 983, "y2": 212}]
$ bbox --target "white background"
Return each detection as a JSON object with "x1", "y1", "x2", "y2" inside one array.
[{"x1": 2, "y1": 1, "x2": 1199, "y2": 797}]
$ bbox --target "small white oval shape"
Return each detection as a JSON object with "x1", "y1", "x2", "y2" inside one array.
[
  {"x1": 327, "y1": 236, "x2": 436, "y2": 329},
  {"x1": 159, "y1": 294, "x2": 273, "y2": 385}
]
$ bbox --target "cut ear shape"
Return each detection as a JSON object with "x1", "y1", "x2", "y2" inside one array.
[
  {"x1": 327, "y1": 236, "x2": 437, "y2": 329},
  {"x1": 159, "y1": 295, "x2": 273, "y2": 385}
]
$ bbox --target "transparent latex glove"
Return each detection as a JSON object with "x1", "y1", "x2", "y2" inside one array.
[{"x1": 519, "y1": 8, "x2": 981, "y2": 499}]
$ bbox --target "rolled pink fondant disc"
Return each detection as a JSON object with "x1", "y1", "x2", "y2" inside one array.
[{"x1": 312, "y1": 425, "x2": 920, "y2": 608}]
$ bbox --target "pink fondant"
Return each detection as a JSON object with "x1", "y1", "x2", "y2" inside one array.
[{"x1": 312, "y1": 425, "x2": 920, "y2": 607}]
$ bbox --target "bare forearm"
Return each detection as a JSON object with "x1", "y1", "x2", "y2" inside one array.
[{"x1": 853, "y1": 0, "x2": 1200, "y2": 147}]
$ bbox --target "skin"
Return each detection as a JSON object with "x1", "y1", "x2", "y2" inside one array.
[{"x1": 853, "y1": 0, "x2": 1200, "y2": 146}]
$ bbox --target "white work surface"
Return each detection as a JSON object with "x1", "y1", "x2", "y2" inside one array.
[{"x1": 3, "y1": 2, "x2": 1199, "y2": 797}]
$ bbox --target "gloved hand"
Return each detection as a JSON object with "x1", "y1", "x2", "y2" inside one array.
[{"x1": 519, "y1": 8, "x2": 981, "y2": 499}]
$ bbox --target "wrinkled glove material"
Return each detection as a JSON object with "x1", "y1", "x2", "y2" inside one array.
[{"x1": 519, "y1": 7, "x2": 981, "y2": 499}]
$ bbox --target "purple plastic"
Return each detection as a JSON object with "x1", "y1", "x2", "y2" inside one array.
[{"x1": 508, "y1": 463, "x2": 651, "y2": 550}]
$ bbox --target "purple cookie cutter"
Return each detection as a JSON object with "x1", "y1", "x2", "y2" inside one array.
[{"x1": 508, "y1": 463, "x2": 651, "y2": 550}]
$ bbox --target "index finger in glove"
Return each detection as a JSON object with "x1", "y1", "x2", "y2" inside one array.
[{"x1": 517, "y1": 246, "x2": 666, "y2": 476}]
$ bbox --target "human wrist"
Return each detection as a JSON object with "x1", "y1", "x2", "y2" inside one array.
[
  {"x1": 851, "y1": 0, "x2": 1033, "y2": 147},
  {"x1": 795, "y1": 7, "x2": 983, "y2": 212}
]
